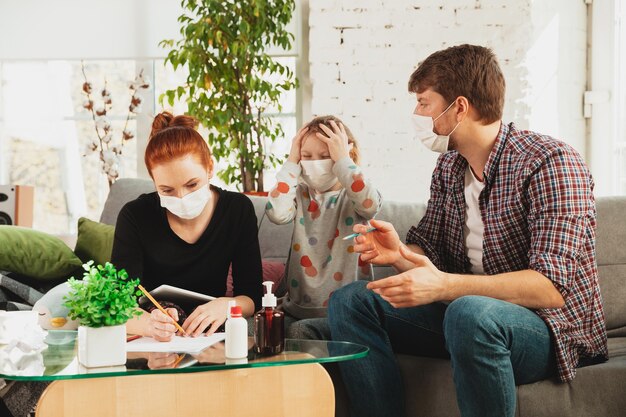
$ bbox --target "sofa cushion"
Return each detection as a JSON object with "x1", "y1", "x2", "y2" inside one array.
[
  {"x1": 249, "y1": 195, "x2": 293, "y2": 261},
  {"x1": 516, "y1": 337, "x2": 626, "y2": 417},
  {"x1": 74, "y1": 217, "x2": 115, "y2": 267},
  {"x1": 595, "y1": 197, "x2": 626, "y2": 335},
  {"x1": 100, "y1": 178, "x2": 155, "y2": 226},
  {"x1": 0, "y1": 226, "x2": 83, "y2": 280},
  {"x1": 396, "y1": 337, "x2": 626, "y2": 417},
  {"x1": 226, "y1": 260, "x2": 285, "y2": 297}
]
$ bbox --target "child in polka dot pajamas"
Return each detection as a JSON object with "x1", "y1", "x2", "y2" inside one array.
[{"x1": 266, "y1": 115, "x2": 382, "y2": 340}]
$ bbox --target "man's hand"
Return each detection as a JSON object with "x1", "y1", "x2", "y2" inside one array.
[
  {"x1": 287, "y1": 126, "x2": 309, "y2": 164},
  {"x1": 316, "y1": 120, "x2": 350, "y2": 162},
  {"x1": 366, "y1": 245, "x2": 448, "y2": 308},
  {"x1": 352, "y1": 219, "x2": 402, "y2": 266}
]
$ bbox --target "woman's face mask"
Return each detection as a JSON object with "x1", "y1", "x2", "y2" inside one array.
[
  {"x1": 411, "y1": 100, "x2": 461, "y2": 153},
  {"x1": 300, "y1": 159, "x2": 338, "y2": 192},
  {"x1": 159, "y1": 183, "x2": 211, "y2": 219}
]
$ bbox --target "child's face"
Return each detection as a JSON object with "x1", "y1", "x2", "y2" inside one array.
[{"x1": 300, "y1": 133, "x2": 331, "y2": 161}]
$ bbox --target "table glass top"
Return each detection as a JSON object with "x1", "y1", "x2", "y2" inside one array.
[{"x1": 0, "y1": 330, "x2": 368, "y2": 381}]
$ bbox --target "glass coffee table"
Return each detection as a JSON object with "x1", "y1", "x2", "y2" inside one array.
[{"x1": 1, "y1": 330, "x2": 368, "y2": 417}]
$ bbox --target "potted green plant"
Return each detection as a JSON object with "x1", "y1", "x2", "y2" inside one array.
[
  {"x1": 160, "y1": 0, "x2": 298, "y2": 192},
  {"x1": 63, "y1": 261, "x2": 141, "y2": 367}
]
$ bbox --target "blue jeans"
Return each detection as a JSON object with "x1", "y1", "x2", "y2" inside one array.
[{"x1": 328, "y1": 281, "x2": 556, "y2": 417}]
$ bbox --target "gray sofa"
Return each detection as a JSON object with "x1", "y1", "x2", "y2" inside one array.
[{"x1": 102, "y1": 178, "x2": 626, "y2": 417}]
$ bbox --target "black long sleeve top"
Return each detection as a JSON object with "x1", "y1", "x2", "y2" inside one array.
[{"x1": 111, "y1": 187, "x2": 263, "y2": 312}]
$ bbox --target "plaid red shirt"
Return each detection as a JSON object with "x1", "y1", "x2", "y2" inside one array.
[{"x1": 406, "y1": 122, "x2": 608, "y2": 382}]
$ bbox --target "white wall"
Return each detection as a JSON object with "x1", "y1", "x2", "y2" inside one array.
[
  {"x1": 0, "y1": 0, "x2": 182, "y2": 60},
  {"x1": 0, "y1": 0, "x2": 590, "y2": 202},
  {"x1": 0, "y1": 0, "x2": 299, "y2": 60},
  {"x1": 308, "y1": 0, "x2": 588, "y2": 203}
]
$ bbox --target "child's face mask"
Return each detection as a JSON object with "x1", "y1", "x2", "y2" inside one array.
[{"x1": 300, "y1": 159, "x2": 338, "y2": 192}]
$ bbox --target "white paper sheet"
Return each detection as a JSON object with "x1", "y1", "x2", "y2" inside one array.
[{"x1": 126, "y1": 333, "x2": 225, "y2": 353}]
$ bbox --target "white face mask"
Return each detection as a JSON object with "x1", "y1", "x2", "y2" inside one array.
[
  {"x1": 159, "y1": 184, "x2": 211, "y2": 220},
  {"x1": 300, "y1": 159, "x2": 339, "y2": 192},
  {"x1": 411, "y1": 101, "x2": 461, "y2": 153}
]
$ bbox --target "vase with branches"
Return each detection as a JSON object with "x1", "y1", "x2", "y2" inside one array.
[
  {"x1": 160, "y1": 0, "x2": 298, "y2": 192},
  {"x1": 80, "y1": 62, "x2": 150, "y2": 187}
]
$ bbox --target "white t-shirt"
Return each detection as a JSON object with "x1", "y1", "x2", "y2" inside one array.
[{"x1": 463, "y1": 166, "x2": 486, "y2": 274}]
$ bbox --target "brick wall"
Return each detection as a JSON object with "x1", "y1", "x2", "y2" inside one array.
[{"x1": 307, "y1": 0, "x2": 587, "y2": 203}]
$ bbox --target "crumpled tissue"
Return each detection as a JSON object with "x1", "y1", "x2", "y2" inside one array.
[{"x1": 0, "y1": 311, "x2": 48, "y2": 376}]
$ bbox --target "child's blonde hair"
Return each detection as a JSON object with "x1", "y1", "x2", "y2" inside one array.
[{"x1": 302, "y1": 115, "x2": 361, "y2": 165}]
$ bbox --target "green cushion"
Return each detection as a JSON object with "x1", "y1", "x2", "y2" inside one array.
[
  {"x1": 0, "y1": 226, "x2": 83, "y2": 280},
  {"x1": 74, "y1": 217, "x2": 115, "y2": 266}
]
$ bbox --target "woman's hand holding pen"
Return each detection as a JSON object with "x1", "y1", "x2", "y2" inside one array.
[{"x1": 148, "y1": 308, "x2": 180, "y2": 342}]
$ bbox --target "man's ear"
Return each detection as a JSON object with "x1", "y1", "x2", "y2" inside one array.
[{"x1": 455, "y1": 96, "x2": 470, "y2": 121}]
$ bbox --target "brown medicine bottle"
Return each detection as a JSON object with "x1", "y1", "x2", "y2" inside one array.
[{"x1": 253, "y1": 281, "x2": 285, "y2": 355}]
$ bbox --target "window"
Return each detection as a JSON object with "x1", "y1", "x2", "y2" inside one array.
[
  {"x1": 0, "y1": 60, "x2": 141, "y2": 234},
  {"x1": 0, "y1": 2, "x2": 303, "y2": 235},
  {"x1": 588, "y1": 0, "x2": 626, "y2": 195},
  {"x1": 0, "y1": 56, "x2": 300, "y2": 234}
]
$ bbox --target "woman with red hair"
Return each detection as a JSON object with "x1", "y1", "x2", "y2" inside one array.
[{"x1": 112, "y1": 111, "x2": 262, "y2": 341}]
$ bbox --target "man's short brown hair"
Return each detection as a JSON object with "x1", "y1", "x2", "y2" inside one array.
[{"x1": 408, "y1": 44, "x2": 505, "y2": 124}]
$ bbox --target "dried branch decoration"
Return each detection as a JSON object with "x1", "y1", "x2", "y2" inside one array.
[{"x1": 80, "y1": 61, "x2": 150, "y2": 186}]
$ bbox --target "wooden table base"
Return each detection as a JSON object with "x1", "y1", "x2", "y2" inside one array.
[{"x1": 36, "y1": 363, "x2": 334, "y2": 417}]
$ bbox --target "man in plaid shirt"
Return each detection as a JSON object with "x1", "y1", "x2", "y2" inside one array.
[{"x1": 328, "y1": 44, "x2": 608, "y2": 417}]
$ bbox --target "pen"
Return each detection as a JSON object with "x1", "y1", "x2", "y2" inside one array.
[
  {"x1": 172, "y1": 353, "x2": 186, "y2": 368},
  {"x1": 342, "y1": 227, "x2": 377, "y2": 241},
  {"x1": 126, "y1": 334, "x2": 141, "y2": 342},
  {"x1": 137, "y1": 284, "x2": 188, "y2": 336}
]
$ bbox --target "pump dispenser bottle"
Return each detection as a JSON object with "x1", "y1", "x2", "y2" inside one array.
[{"x1": 254, "y1": 281, "x2": 285, "y2": 355}]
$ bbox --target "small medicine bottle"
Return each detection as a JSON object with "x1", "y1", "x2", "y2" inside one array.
[{"x1": 225, "y1": 305, "x2": 248, "y2": 359}]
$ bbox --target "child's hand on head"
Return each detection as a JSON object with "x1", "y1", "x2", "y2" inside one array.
[
  {"x1": 288, "y1": 126, "x2": 309, "y2": 164},
  {"x1": 316, "y1": 120, "x2": 350, "y2": 162}
]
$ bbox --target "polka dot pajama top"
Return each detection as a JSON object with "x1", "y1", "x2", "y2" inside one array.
[{"x1": 266, "y1": 157, "x2": 383, "y2": 319}]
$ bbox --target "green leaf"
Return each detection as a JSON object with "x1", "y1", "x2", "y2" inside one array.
[{"x1": 63, "y1": 262, "x2": 141, "y2": 327}]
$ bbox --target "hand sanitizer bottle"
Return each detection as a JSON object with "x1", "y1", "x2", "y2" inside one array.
[
  {"x1": 225, "y1": 305, "x2": 248, "y2": 359},
  {"x1": 253, "y1": 281, "x2": 285, "y2": 355}
]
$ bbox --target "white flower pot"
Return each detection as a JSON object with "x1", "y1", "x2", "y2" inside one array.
[{"x1": 77, "y1": 324, "x2": 126, "y2": 368}]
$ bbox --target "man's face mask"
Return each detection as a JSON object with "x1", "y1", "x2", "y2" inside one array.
[
  {"x1": 411, "y1": 100, "x2": 461, "y2": 153},
  {"x1": 159, "y1": 183, "x2": 211, "y2": 219},
  {"x1": 300, "y1": 159, "x2": 339, "y2": 192}
]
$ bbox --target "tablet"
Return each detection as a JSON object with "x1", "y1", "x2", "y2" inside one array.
[{"x1": 139, "y1": 285, "x2": 216, "y2": 306}]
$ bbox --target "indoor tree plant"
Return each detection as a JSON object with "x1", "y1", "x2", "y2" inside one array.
[
  {"x1": 160, "y1": 0, "x2": 298, "y2": 192},
  {"x1": 64, "y1": 261, "x2": 141, "y2": 367}
]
